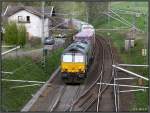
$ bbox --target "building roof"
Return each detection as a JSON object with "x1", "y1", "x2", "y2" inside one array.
[{"x1": 3, "y1": 5, "x2": 54, "y2": 18}]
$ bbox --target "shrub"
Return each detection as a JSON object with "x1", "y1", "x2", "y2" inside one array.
[
  {"x1": 4, "y1": 21, "x2": 18, "y2": 45},
  {"x1": 4, "y1": 21, "x2": 27, "y2": 47},
  {"x1": 17, "y1": 24, "x2": 27, "y2": 47}
]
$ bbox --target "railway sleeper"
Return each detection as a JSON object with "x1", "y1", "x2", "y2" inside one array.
[
  {"x1": 78, "y1": 93, "x2": 93, "y2": 107},
  {"x1": 81, "y1": 95, "x2": 97, "y2": 111}
]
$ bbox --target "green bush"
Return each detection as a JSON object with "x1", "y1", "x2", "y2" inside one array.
[
  {"x1": 4, "y1": 21, "x2": 18, "y2": 45},
  {"x1": 4, "y1": 21, "x2": 27, "y2": 47},
  {"x1": 17, "y1": 25, "x2": 27, "y2": 47}
]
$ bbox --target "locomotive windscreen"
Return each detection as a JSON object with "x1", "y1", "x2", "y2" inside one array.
[
  {"x1": 63, "y1": 54, "x2": 72, "y2": 62},
  {"x1": 74, "y1": 54, "x2": 84, "y2": 62},
  {"x1": 62, "y1": 53, "x2": 85, "y2": 63}
]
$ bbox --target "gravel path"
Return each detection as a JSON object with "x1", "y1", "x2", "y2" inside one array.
[{"x1": 2, "y1": 38, "x2": 65, "y2": 59}]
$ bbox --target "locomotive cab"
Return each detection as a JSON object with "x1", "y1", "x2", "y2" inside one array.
[{"x1": 61, "y1": 52, "x2": 87, "y2": 80}]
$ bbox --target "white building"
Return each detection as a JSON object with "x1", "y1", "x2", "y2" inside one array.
[{"x1": 3, "y1": 5, "x2": 55, "y2": 40}]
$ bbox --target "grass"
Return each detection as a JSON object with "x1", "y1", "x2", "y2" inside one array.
[
  {"x1": 111, "y1": 2, "x2": 148, "y2": 13},
  {"x1": 40, "y1": 48, "x2": 64, "y2": 75},
  {"x1": 96, "y1": 30, "x2": 148, "y2": 111},
  {"x1": 1, "y1": 48, "x2": 64, "y2": 111},
  {"x1": 1, "y1": 1, "x2": 148, "y2": 111},
  {"x1": 95, "y1": 2, "x2": 149, "y2": 109},
  {"x1": 94, "y1": 13, "x2": 147, "y2": 32},
  {"x1": 92, "y1": 2, "x2": 148, "y2": 33},
  {"x1": 96, "y1": 2, "x2": 149, "y2": 107},
  {"x1": 54, "y1": 2, "x2": 148, "y2": 110},
  {"x1": 2, "y1": 82, "x2": 41, "y2": 112},
  {"x1": 21, "y1": 44, "x2": 43, "y2": 51},
  {"x1": 2, "y1": 57, "x2": 46, "y2": 111}
]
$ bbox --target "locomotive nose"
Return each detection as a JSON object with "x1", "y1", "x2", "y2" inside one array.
[{"x1": 61, "y1": 63, "x2": 85, "y2": 73}]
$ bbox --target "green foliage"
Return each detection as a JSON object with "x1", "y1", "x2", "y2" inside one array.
[
  {"x1": 45, "y1": 48, "x2": 64, "y2": 74},
  {"x1": 2, "y1": 48, "x2": 64, "y2": 111},
  {"x1": 52, "y1": 2, "x2": 86, "y2": 20},
  {"x1": 2, "y1": 57, "x2": 46, "y2": 111},
  {"x1": 97, "y1": 31, "x2": 148, "y2": 111},
  {"x1": 17, "y1": 25, "x2": 27, "y2": 47},
  {"x1": 4, "y1": 21, "x2": 18, "y2": 45},
  {"x1": 4, "y1": 21, "x2": 27, "y2": 47},
  {"x1": 86, "y1": 2, "x2": 108, "y2": 25},
  {"x1": 111, "y1": 2, "x2": 148, "y2": 13},
  {"x1": 133, "y1": 86, "x2": 148, "y2": 111},
  {"x1": 51, "y1": 2, "x2": 108, "y2": 24}
]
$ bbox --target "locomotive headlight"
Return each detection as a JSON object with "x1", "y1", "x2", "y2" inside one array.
[
  {"x1": 79, "y1": 69, "x2": 82, "y2": 73},
  {"x1": 62, "y1": 68, "x2": 67, "y2": 72},
  {"x1": 79, "y1": 65, "x2": 85, "y2": 73},
  {"x1": 79, "y1": 69, "x2": 85, "y2": 73},
  {"x1": 64, "y1": 69, "x2": 67, "y2": 72}
]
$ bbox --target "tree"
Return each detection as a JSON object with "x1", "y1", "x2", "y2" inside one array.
[{"x1": 86, "y1": 2, "x2": 108, "y2": 26}]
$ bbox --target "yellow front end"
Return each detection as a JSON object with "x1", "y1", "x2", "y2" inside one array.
[{"x1": 61, "y1": 62, "x2": 85, "y2": 73}]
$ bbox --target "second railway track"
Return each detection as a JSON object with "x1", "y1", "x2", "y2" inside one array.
[
  {"x1": 96, "y1": 36, "x2": 115, "y2": 112},
  {"x1": 68, "y1": 36, "x2": 116, "y2": 112}
]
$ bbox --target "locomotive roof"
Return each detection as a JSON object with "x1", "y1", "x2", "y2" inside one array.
[
  {"x1": 75, "y1": 30, "x2": 94, "y2": 38},
  {"x1": 63, "y1": 41, "x2": 90, "y2": 54}
]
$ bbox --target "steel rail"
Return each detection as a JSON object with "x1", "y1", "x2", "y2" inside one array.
[
  {"x1": 21, "y1": 67, "x2": 60, "y2": 112},
  {"x1": 69, "y1": 37, "x2": 115, "y2": 112},
  {"x1": 106, "y1": 38, "x2": 118, "y2": 112},
  {"x1": 67, "y1": 38, "x2": 104, "y2": 111},
  {"x1": 50, "y1": 85, "x2": 83, "y2": 112},
  {"x1": 97, "y1": 83, "x2": 149, "y2": 89},
  {"x1": 96, "y1": 38, "x2": 105, "y2": 112},
  {"x1": 96, "y1": 37, "x2": 115, "y2": 112},
  {"x1": 118, "y1": 64, "x2": 149, "y2": 67},
  {"x1": 49, "y1": 86, "x2": 66, "y2": 111},
  {"x1": 82, "y1": 38, "x2": 105, "y2": 112},
  {"x1": 69, "y1": 85, "x2": 82, "y2": 111},
  {"x1": 83, "y1": 37, "x2": 116, "y2": 111},
  {"x1": 79, "y1": 37, "x2": 116, "y2": 112}
]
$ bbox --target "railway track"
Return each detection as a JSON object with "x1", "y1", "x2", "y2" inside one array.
[
  {"x1": 48, "y1": 37, "x2": 104, "y2": 112},
  {"x1": 48, "y1": 85, "x2": 66, "y2": 111},
  {"x1": 23, "y1": 36, "x2": 115, "y2": 112},
  {"x1": 96, "y1": 36, "x2": 115, "y2": 111},
  {"x1": 29, "y1": 74, "x2": 85, "y2": 112},
  {"x1": 51, "y1": 85, "x2": 83, "y2": 111},
  {"x1": 67, "y1": 36, "x2": 116, "y2": 112},
  {"x1": 67, "y1": 37, "x2": 105, "y2": 111}
]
